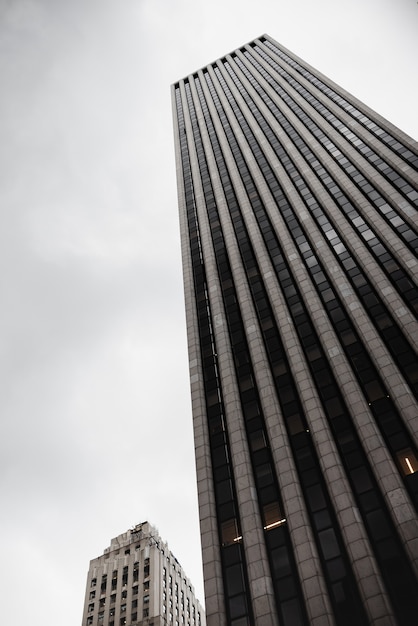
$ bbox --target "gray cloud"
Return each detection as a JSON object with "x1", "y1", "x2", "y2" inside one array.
[{"x1": 0, "y1": 0, "x2": 416, "y2": 624}]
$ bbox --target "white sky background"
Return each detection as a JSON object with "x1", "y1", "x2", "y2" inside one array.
[{"x1": 0, "y1": 0, "x2": 416, "y2": 624}]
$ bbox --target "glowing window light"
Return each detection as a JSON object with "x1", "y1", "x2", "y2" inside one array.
[
  {"x1": 405, "y1": 457, "x2": 415, "y2": 474},
  {"x1": 264, "y1": 518, "x2": 287, "y2": 530}
]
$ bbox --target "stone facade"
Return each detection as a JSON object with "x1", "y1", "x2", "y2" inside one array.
[
  {"x1": 172, "y1": 34, "x2": 418, "y2": 626},
  {"x1": 81, "y1": 522, "x2": 205, "y2": 626}
]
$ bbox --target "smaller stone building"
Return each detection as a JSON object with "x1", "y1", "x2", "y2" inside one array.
[{"x1": 81, "y1": 521, "x2": 205, "y2": 626}]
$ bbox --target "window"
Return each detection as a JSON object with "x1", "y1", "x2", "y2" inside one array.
[
  {"x1": 87, "y1": 618, "x2": 93, "y2": 626},
  {"x1": 88, "y1": 603, "x2": 94, "y2": 613},
  {"x1": 133, "y1": 561, "x2": 139, "y2": 582},
  {"x1": 221, "y1": 518, "x2": 240, "y2": 545},
  {"x1": 121, "y1": 604, "x2": 126, "y2": 613},
  {"x1": 91, "y1": 578, "x2": 97, "y2": 587},
  {"x1": 89, "y1": 591, "x2": 95, "y2": 600},
  {"x1": 398, "y1": 449, "x2": 418, "y2": 475}
]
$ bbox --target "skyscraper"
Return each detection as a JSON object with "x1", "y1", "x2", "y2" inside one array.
[
  {"x1": 172, "y1": 34, "x2": 418, "y2": 626},
  {"x1": 81, "y1": 521, "x2": 205, "y2": 626}
]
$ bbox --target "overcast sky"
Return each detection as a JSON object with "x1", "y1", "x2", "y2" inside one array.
[{"x1": 0, "y1": 1, "x2": 417, "y2": 624}]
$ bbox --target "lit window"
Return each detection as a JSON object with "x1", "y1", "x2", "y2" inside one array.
[
  {"x1": 263, "y1": 501, "x2": 286, "y2": 530},
  {"x1": 398, "y1": 449, "x2": 418, "y2": 475},
  {"x1": 220, "y1": 518, "x2": 240, "y2": 545}
]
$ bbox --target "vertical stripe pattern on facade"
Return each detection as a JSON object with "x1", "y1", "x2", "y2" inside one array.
[{"x1": 172, "y1": 34, "x2": 418, "y2": 626}]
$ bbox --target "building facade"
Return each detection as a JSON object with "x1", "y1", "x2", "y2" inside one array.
[
  {"x1": 172, "y1": 34, "x2": 418, "y2": 626},
  {"x1": 81, "y1": 522, "x2": 205, "y2": 626}
]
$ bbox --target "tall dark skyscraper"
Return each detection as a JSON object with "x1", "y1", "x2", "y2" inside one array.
[{"x1": 172, "y1": 34, "x2": 418, "y2": 626}]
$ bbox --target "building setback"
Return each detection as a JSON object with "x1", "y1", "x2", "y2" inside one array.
[
  {"x1": 172, "y1": 34, "x2": 418, "y2": 626},
  {"x1": 81, "y1": 522, "x2": 205, "y2": 626}
]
